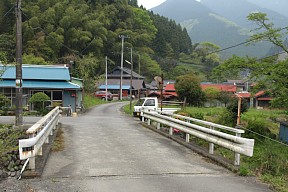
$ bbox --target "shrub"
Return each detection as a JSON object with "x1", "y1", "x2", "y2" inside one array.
[
  {"x1": 29, "y1": 92, "x2": 50, "y2": 115},
  {"x1": 192, "y1": 112, "x2": 204, "y2": 120},
  {"x1": 245, "y1": 119, "x2": 274, "y2": 139},
  {"x1": 226, "y1": 98, "x2": 248, "y2": 126}
]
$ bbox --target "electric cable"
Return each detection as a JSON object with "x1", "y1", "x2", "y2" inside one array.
[
  {"x1": 238, "y1": 125, "x2": 288, "y2": 147},
  {"x1": 3, "y1": 5, "x2": 16, "y2": 17},
  {"x1": 207, "y1": 26, "x2": 288, "y2": 55}
]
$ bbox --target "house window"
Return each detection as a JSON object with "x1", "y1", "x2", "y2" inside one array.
[
  {"x1": 53, "y1": 91, "x2": 62, "y2": 101},
  {"x1": 30, "y1": 90, "x2": 63, "y2": 110}
]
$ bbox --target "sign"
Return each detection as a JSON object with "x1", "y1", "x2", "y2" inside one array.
[{"x1": 16, "y1": 79, "x2": 22, "y2": 88}]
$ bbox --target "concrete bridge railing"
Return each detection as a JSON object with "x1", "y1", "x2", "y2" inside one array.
[
  {"x1": 18, "y1": 107, "x2": 61, "y2": 171},
  {"x1": 141, "y1": 110, "x2": 254, "y2": 166}
]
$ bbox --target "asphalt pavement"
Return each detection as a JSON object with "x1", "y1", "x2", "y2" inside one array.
[{"x1": 0, "y1": 102, "x2": 272, "y2": 192}]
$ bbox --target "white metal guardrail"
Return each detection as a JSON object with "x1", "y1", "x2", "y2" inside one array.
[
  {"x1": 141, "y1": 109, "x2": 254, "y2": 166},
  {"x1": 19, "y1": 107, "x2": 61, "y2": 170}
]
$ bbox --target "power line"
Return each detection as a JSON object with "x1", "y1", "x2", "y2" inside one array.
[
  {"x1": 238, "y1": 125, "x2": 288, "y2": 147},
  {"x1": 3, "y1": 5, "x2": 16, "y2": 17},
  {"x1": 256, "y1": 51, "x2": 287, "y2": 61},
  {"x1": 207, "y1": 26, "x2": 288, "y2": 55}
]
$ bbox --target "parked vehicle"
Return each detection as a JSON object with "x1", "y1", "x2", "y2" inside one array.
[
  {"x1": 133, "y1": 97, "x2": 180, "y2": 117},
  {"x1": 95, "y1": 91, "x2": 113, "y2": 101}
]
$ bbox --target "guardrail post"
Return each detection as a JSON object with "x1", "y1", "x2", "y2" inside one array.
[
  {"x1": 234, "y1": 133, "x2": 241, "y2": 166},
  {"x1": 45, "y1": 137, "x2": 49, "y2": 143},
  {"x1": 209, "y1": 126, "x2": 215, "y2": 154},
  {"x1": 186, "y1": 133, "x2": 190, "y2": 143},
  {"x1": 157, "y1": 122, "x2": 161, "y2": 130},
  {"x1": 148, "y1": 118, "x2": 151, "y2": 125},
  {"x1": 38, "y1": 145, "x2": 43, "y2": 156},
  {"x1": 169, "y1": 127, "x2": 173, "y2": 135},
  {"x1": 29, "y1": 157, "x2": 36, "y2": 170}
]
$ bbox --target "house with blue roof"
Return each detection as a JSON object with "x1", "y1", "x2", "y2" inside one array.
[
  {"x1": 97, "y1": 66, "x2": 146, "y2": 98},
  {"x1": 0, "y1": 64, "x2": 82, "y2": 112}
]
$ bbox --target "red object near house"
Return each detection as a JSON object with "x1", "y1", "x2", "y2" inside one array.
[
  {"x1": 236, "y1": 92, "x2": 251, "y2": 98},
  {"x1": 95, "y1": 91, "x2": 113, "y2": 101}
]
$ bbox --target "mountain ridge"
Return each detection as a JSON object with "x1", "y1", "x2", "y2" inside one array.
[{"x1": 151, "y1": 0, "x2": 276, "y2": 58}]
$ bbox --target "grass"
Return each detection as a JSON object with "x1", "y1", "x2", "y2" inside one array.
[
  {"x1": 0, "y1": 124, "x2": 26, "y2": 155},
  {"x1": 241, "y1": 109, "x2": 287, "y2": 135},
  {"x1": 83, "y1": 94, "x2": 108, "y2": 109},
  {"x1": 123, "y1": 102, "x2": 134, "y2": 116},
  {"x1": 52, "y1": 128, "x2": 65, "y2": 152},
  {"x1": 181, "y1": 106, "x2": 288, "y2": 192}
]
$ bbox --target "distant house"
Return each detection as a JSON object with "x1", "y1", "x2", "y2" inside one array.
[
  {"x1": 0, "y1": 64, "x2": 82, "y2": 112},
  {"x1": 97, "y1": 66, "x2": 146, "y2": 98},
  {"x1": 200, "y1": 83, "x2": 236, "y2": 107},
  {"x1": 225, "y1": 80, "x2": 252, "y2": 92},
  {"x1": 148, "y1": 80, "x2": 175, "y2": 91},
  {"x1": 148, "y1": 82, "x2": 178, "y2": 101},
  {"x1": 200, "y1": 83, "x2": 237, "y2": 93},
  {"x1": 254, "y1": 91, "x2": 272, "y2": 108},
  {"x1": 236, "y1": 92, "x2": 252, "y2": 107}
]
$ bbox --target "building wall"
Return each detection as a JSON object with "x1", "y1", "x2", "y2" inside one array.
[{"x1": 0, "y1": 87, "x2": 81, "y2": 112}]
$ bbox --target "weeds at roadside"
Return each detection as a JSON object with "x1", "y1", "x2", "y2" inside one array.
[{"x1": 52, "y1": 128, "x2": 65, "y2": 152}]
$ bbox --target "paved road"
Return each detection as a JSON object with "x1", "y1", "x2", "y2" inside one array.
[{"x1": 0, "y1": 102, "x2": 271, "y2": 192}]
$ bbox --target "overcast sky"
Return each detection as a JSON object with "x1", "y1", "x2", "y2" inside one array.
[{"x1": 137, "y1": 0, "x2": 166, "y2": 10}]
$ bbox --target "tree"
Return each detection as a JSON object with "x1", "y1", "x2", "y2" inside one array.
[
  {"x1": 203, "y1": 87, "x2": 220, "y2": 107},
  {"x1": 247, "y1": 12, "x2": 288, "y2": 54},
  {"x1": 23, "y1": 53, "x2": 48, "y2": 65},
  {"x1": 140, "y1": 53, "x2": 162, "y2": 82},
  {"x1": 29, "y1": 92, "x2": 50, "y2": 115},
  {"x1": 226, "y1": 97, "x2": 248, "y2": 126},
  {"x1": 191, "y1": 42, "x2": 221, "y2": 81},
  {"x1": 0, "y1": 94, "x2": 10, "y2": 115},
  {"x1": 211, "y1": 55, "x2": 253, "y2": 82},
  {"x1": 217, "y1": 91, "x2": 234, "y2": 107},
  {"x1": 175, "y1": 73, "x2": 206, "y2": 106}
]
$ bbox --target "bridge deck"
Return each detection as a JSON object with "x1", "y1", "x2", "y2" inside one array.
[{"x1": 0, "y1": 102, "x2": 271, "y2": 192}]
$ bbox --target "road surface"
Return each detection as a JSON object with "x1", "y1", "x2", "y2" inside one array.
[{"x1": 0, "y1": 102, "x2": 271, "y2": 192}]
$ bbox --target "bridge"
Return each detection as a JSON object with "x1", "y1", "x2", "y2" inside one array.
[{"x1": 1, "y1": 102, "x2": 271, "y2": 192}]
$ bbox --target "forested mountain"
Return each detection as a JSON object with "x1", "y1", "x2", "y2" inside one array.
[
  {"x1": 0, "y1": 0, "x2": 192, "y2": 84},
  {"x1": 246, "y1": 0, "x2": 288, "y2": 18},
  {"x1": 201, "y1": 0, "x2": 288, "y2": 29},
  {"x1": 151, "y1": 0, "x2": 283, "y2": 58}
]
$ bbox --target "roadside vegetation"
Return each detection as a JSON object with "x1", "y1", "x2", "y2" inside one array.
[
  {"x1": 0, "y1": 125, "x2": 26, "y2": 155},
  {"x1": 83, "y1": 94, "x2": 107, "y2": 109},
  {"x1": 51, "y1": 128, "x2": 65, "y2": 152},
  {"x1": 125, "y1": 96, "x2": 288, "y2": 191},
  {"x1": 0, "y1": 124, "x2": 27, "y2": 173},
  {"x1": 177, "y1": 106, "x2": 288, "y2": 192}
]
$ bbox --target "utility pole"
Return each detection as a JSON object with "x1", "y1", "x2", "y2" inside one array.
[
  {"x1": 105, "y1": 56, "x2": 108, "y2": 101},
  {"x1": 119, "y1": 35, "x2": 128, "y2": 100},
  {"x1": 15, "y1": 0, "x2": 23, "y2": 126},
  {"x1": 138, "y1": 54, "x2": 140, "y2": 99},
  {"x1": 128, "y1": 48, "x2": 133, "y2": 110}
]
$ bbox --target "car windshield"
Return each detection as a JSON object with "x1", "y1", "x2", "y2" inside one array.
[{"x1": 135, "y1": 98, "x2": 145, "y2": 106}]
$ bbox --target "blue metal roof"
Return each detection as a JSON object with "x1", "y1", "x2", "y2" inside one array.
[
  {"x1": 98, "y1": 85, "x2": 130, "y2": 90},
  {"x1": 0, "y1": 65, "x2": 70, "y2": 80},
  {"x1": 0, "y1": 80, "x2": 80, "y2": 89}
]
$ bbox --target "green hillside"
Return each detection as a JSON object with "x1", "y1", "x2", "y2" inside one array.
[{"x1": 152, "y1": 0, "x2": 273, "y2": 58}]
